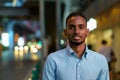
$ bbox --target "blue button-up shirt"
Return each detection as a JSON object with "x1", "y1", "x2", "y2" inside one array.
[{"x1": 42, "y1": 45, "x2": 109, "y2": 80}]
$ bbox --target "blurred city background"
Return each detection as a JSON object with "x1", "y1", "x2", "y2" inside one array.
[{"x1": 0, "y1": 0, "x2": 120, "y2": 80}]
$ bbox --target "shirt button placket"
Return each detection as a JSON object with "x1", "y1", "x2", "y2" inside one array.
[{"x1": 76, "y1": 60, "x2": 82, "y2": 80}]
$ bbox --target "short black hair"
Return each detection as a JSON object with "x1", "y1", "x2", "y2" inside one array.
[
  {"x1": 102, "y1": 40, "x2": 107, "y2": 44},
  {"x1": 66, "y1": 11, "x2": 87, "y2": 25}
]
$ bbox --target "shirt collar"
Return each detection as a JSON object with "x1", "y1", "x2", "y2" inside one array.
[{"x1": 66, "y1": 45, "x2": 88, "y2": 59}]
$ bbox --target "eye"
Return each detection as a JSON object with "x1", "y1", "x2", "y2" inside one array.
[
  {"x1": 68, "y1": 25, "x2": 75, "y2": 30},
  {"x1": 79, "y1": 24, "x2": 86, "y2": 29}
]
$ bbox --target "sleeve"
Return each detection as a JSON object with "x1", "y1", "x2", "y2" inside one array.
[
  {"x1": 42, "y1": 55, "x2": 56, "y2": 80},
  {"x1": 98, "y1": 56, "x2": 110, "y2": 80}
]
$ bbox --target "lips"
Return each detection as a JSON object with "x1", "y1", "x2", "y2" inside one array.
[
  {"x1": 73, "y1": 35, "x2": 81, "y2": 40},
  {"x1": 74, "y1": 36, "x2": 80, "y2": 39}
]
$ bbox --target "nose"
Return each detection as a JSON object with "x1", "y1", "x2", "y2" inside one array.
[{"x1": 75, "y1": 26, "x2": 80, "y2": 33}]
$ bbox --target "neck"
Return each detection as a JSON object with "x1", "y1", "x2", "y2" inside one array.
[{"x1": 70, "y1": 43, "x2": 86, "y2": 58}]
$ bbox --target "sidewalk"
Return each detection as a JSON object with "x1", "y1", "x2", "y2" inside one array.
[{"x1": 0, "y1": 50, "x2": 41, "y2": 80}]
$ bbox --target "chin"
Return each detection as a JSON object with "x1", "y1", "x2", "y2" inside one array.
[{"x1": 70, "y1": 41, "x2": 83, "y2": 46}]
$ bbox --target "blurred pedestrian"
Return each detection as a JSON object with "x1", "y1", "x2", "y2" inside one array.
[
  {"x1": 42, "y1": 12, "x2": 109, "y2": 80},
  {"x1": 98, "y1": 39, "x2": 116, "y2": 80},
  {"x1": 98, "y1": 40, "x2": 116, "y2": 70}
]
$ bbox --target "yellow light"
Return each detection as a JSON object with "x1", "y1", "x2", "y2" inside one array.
[
  {"x1": 31, "y1": 54, "x2": 39, "y2": 61},
  {"x1": 12, "y1": 0, "x2": 17, "y2": 7},
  {"x1": 24, "y1": 46, "x2": 29, "y2": 53},
  {"x1": 14, "y1": 46, "x2": 19, "y2": 51}
]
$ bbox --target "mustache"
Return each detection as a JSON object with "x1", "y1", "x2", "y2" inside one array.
[
  {"x1": 69, "y1": 40, "x2": 84, "y2": 46},
  {"x1": 73, "y1": 34, "x2": 81, "y2": 37}
]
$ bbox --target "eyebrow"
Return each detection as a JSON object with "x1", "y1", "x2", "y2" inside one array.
[
  {"x1": 67, "y1": 24, "x2": 75, "y2": 26},
  {"x1": 67, "y1": 24, "x2": 86, "y2": 27},
  {"x1": 78, "y1": 24, "x2": 86, "y2": 26}
]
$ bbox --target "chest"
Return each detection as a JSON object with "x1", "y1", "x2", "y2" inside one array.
[{"x1": 55, "y1": 57, "x2": 101, "y2": 80}]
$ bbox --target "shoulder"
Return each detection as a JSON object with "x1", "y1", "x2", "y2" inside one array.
[
  {"x1": 46, "y1": 48, "x2": 66, "y2": 61},
  {"x1": 88, "y1": 49, "x2": 107, "y2": 62},
  {"x1": 87, "y1": 50, "x2": 108, "y2": 69}
]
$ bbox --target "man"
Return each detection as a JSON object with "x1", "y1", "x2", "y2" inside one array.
[
  {"x1": 42, "y1": 12, "x2": 109, "y2": 80},
  {"x1": 98, "y1": 40, "x2": 116, "y2": 80},
  {"x1": 98, "y1": 40, "x2": 116, "y2": 64}
]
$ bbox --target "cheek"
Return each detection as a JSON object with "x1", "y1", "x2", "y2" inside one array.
[
  {"x1": 66, "y1": 30, "x2": 72, "y2": 36},
  {"x1": 66, "y1": 32, "x2": 74, "y2": 39},
  {"x1": 81, "y1": 31, "x2": 88, "y2": 37}
]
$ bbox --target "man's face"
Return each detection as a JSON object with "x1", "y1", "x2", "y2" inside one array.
[{"x1": 65, "y1": 16, "x2": 89, "y2": 46}]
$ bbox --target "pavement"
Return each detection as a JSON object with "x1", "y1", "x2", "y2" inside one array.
[{"x1": 0, "y1": 49, "x2": 42, "y2": 80}]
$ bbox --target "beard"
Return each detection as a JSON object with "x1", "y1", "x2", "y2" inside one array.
[{"x1": 69, "y1": 40, "x2": 84, "y2": 46}]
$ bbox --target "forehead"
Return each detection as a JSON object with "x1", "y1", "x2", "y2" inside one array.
[{"x1": 67, "y1": 16, "x2": 86, "y2": 24}]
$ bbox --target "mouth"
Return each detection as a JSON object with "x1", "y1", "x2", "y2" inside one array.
[
  {"x1": 74, "y1": 36, "x2": 80, "y2": 39},
  {"x1": 73, "y1": 35, "x2": 81, "y2": 40}
]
